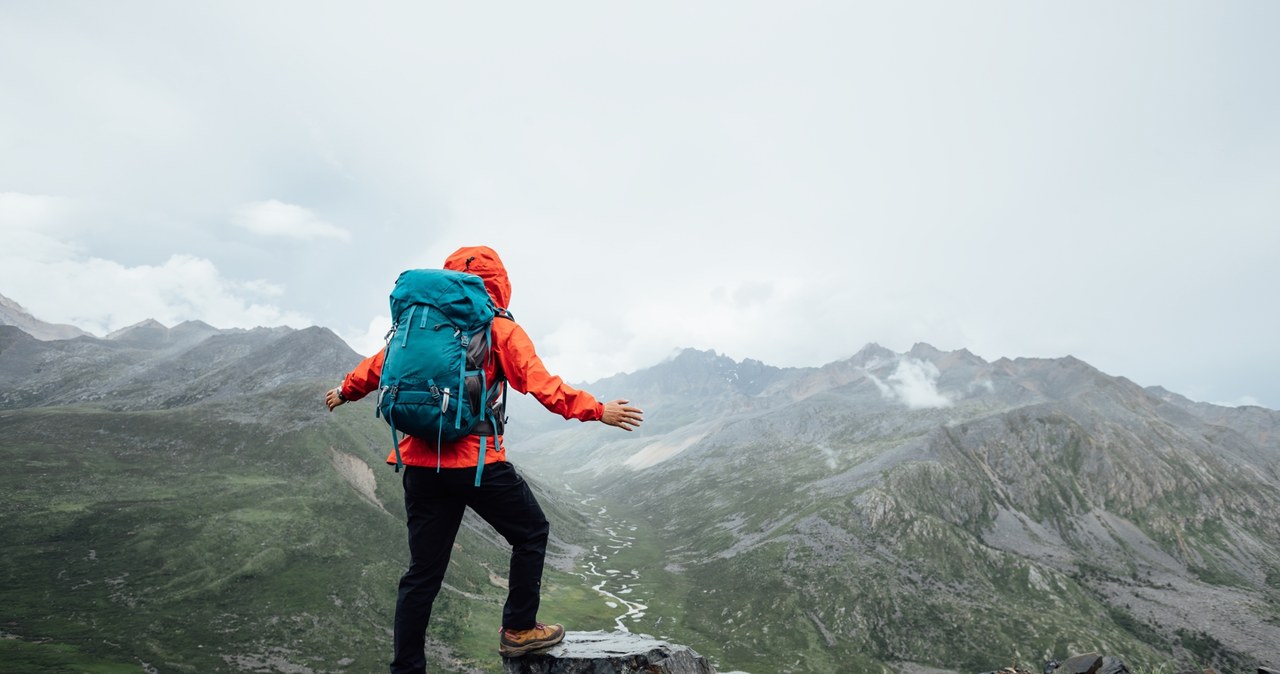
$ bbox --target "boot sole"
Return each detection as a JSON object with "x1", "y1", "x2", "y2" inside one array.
[{"x1": 498, "y1": 632, "x2": 564, "y2": 657}]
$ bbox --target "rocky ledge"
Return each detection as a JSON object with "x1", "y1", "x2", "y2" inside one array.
[
  {"x1": 501, "y1": 637, "x2": 1277, "y2": 674},
  {"x1": 984, "y1": 652, "x2": 1279, "y2": 674},
  {"x1": 501, "y1": 630, "x2": 716, "y2": 674}
]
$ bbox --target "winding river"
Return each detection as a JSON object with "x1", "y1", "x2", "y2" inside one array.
[{"x1": 577, "y1": 497, "x2": 649, "y2": 632}]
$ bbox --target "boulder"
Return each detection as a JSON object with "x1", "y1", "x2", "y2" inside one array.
[
  {"x1": 502, "y1": 630, "x2": 716, "y2": 674},
  {"x1": 1097, "y1": 656, "x2": 1131, "y2": 674},
  {"x1": 1058, "y1": 653, "x2": 1103, "y2": 674}
]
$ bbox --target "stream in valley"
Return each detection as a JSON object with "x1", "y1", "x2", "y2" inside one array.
[{"x1": 576, "y1": 496, "x2": 650, "y2": 632}]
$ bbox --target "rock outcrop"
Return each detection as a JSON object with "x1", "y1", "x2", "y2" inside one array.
[
  {"x1": 986, "y1": 653, "x2": 1280, "y2": 674},
  {"x1": 502, "y1": 631, "x2": 716, "y2": 674},
  {"x1": 985, "y1": 653, "x2": 1127, "y2": 674}
]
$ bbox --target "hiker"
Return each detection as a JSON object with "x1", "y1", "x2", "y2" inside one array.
[{"x1": 324, "y1": 245, "x2": 644, "y2": 673}]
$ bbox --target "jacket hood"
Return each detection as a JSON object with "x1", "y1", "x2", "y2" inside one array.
[{"x1": 444, "y1": 246, "x2": 512, "y2": 309}]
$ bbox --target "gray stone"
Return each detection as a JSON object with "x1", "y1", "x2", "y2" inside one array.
[
  {"x1": 502, "y1": 630, "x2": 717, "y2": 674},
  {"x1": 1258, "y1": 668, "x2": 1279, "y2": 674},
  {"x1": 1058, "y1": 654, "x2": 1102, "y2": 674},
  {"x1": 1097, "y1": 656, "x2": 1131, "y2": 674}
]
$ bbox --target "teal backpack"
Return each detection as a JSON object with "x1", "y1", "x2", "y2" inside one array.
[{"x1": 376, "y1": 268, "x2": 508, "y2": 484}]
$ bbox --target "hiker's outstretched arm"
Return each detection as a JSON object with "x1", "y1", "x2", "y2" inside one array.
[
  {"x1": 601, "y1": 399, "x2": 644, "y2": 431},
  {"x1": 494, "y1": 321, "x2": 604, "y2": 422},
  {"x1": 327, "y1": 349, "x2": 386, "y2": 411}
]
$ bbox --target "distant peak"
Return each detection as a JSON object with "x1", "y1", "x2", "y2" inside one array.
[
  {"x1": 666, "y1": 347, "x2": 725, "y2": 364},
  {"x1": 0, "y1": 292, "x2": 94, "y2": 341},
  {"x1": 172, "y1": 319, "x2": 216, "y2": 331},
  {"x1": 0, "y1": 293, "x2": 24, "y2": 313},
  {"x1": 908, "y1": 342, "x2": 943, "y2": 358},
  {"x1": 123, "y1": 318, "x2": 167, "y2": 330},
  {"x1": 106, "y1": 319, "x2": 169, "y2": 340},
  {"x1": 851, "y1": 343, "x2": 897, "y2": 362},
  {"x1": 676, "y1": 346, "x2": 718, "y2": 357}
]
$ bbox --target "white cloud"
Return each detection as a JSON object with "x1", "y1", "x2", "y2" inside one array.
[
  {"x1": 0, "y1": 192, "x2": 82, "y2": 261},
  {"x1": 1, "y1": 192, "x2": 314, "y2": 335},
  {"x1": 0, "y1": 245, "x2": 312, "y2": 336},
  {"x1": 1211, "y1": 395, "x2": 1263, "y2": 409},
  {"x1": 232, "y1": 200, "x2": 351, "y2": 242},
  {"x1": 1, "y1": 3, "x2": 1277, "y2": 408},
  {"x1": 0, "y1": 191, "x2": 69, "y2": 225},
  {"x1": 868, "y1": 358, "x2": 954, "y2": 410},
  {"x1": 969, "y1": 379, "x2": 996, "y2": 394},
  {"x1": 338, "y1": 314, "x2": 392, "y2": 359},
  {"x1": 538, "y1": 317, "x2": 626, "y2": 382}
]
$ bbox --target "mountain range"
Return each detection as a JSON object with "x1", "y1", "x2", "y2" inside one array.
[
  {"x1": 1, "y1": 294, "x2": 1277, "y2": 674},
  {"x1": 507, "y1": 345, "x2": 1280, "y2": 672}
]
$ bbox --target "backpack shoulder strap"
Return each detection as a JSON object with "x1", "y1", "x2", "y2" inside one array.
[{"x1": 489, "y1": 308, "x2": 515, "y2": 381}]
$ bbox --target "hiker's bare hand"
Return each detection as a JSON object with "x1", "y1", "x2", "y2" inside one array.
[
  {"x1": 325, "y1": 387, "x2": 346, "y2": 411},
  {"x1": 601, "y1": 399, "x2": 643, "y2": 431}
]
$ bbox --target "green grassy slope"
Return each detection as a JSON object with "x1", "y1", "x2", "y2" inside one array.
[{"x1": 0, "y1": 384, "x2": 596, "y2": 674}]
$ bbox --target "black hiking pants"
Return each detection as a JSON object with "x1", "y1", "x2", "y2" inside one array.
[{"x1": 390, "y1": 461, "x2": 550, "y2": 674}]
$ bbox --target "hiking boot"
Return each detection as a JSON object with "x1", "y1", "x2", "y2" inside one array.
[{"x1": 498, "y1": 622, "x2": 565, "y2": 657}]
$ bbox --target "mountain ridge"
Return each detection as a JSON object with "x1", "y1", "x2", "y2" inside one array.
[
  {"x1": 0, "y1": 292, "x2": 91, "y2": 341},
  {"x1": 2, "y1": 306, "x2": 1278, "y2": 673},
  {"x1": 507, "y1": 344, "x2": 1280, "y2": 671}
]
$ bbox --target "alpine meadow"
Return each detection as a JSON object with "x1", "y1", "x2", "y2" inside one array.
[{"x1": 2, "y1": 298, "x2": 1279, "y2": 674}]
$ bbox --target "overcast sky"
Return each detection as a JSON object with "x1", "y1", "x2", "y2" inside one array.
[{"x1": 1, "y1": 2, "x2": 1277, "y2": 409}]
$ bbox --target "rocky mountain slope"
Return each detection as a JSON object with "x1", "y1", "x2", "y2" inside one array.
[
  {"x1": 3, "y1": 308, "x2": 1277, "y2": 674},
  {"x1": 507, "y1": 346, "x2": 1280, "y2": 673}
]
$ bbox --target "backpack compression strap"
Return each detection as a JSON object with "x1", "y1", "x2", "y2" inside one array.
[
  {"x1": 472, "y1": 310, "x2": 515, "y2": 486},
  {"x1": 473, "y1": 321, "x2": 493, "y2": 486},
  {"x1": 384, "y1": 389, "x2": 404, "y2": 473}
]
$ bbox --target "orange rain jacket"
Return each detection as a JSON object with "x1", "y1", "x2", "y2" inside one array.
[{"x1": 338, "y1": 246, "x2": 605, "y2": 469}]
